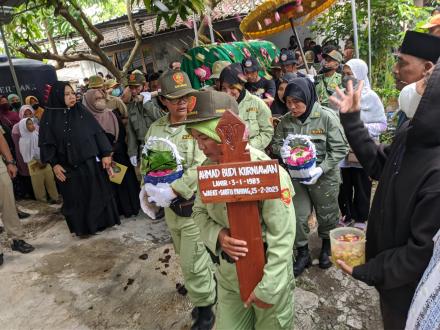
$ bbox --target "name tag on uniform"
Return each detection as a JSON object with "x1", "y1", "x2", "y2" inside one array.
[
  {"x1": 310, "y1": 129, "x2": 325, "y2": 135},
  {"x1": 246, "y1": 108, "x2": 258, "y2": 113},
  {"x1": 182, "y1": 134, "x2": 193, "y2": 140}
]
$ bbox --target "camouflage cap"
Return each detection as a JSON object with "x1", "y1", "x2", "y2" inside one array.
[
  {"x1": 171, "y1": 90, "x2": 238, "y2": 126},
  {"x1": 88, "y1": 75, "x2": 104, "y2": 88},
  {"x1": 158, "y1": 70, "x2": 195, "y2": 99},
  {"x1": 127, "y1": 72, "x2": 146, "y2": 86},
  {"x1": 304, "y1": 50, "x2": 315, "y2": 64},
  {"x1": 323, "y1": 50, "x2": 343, "y2": 63},
  {"x1": 104, "y1": 79, "x2": 119, "y2": 89},
  {"x1": 211, "y1": 60, "x2": 231, "y2": 79}
]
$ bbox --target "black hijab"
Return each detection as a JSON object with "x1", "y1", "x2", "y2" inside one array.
[
  {"x1": 47, "y1": 81, "x2": 72, "y2": 109},
  {"x1": 283, "y1": 78, "x2": 317, "y2": 122}
]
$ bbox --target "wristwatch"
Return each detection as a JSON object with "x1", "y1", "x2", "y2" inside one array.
[{"x1": 4, "y1": 159, "x2": 17, "y2": 166}]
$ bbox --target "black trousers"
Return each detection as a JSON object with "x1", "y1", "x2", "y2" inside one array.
[{"x1": 338, "y1": 167, "x2": 372, "y2": 223}]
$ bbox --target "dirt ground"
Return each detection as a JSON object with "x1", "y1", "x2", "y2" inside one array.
[{"x1": 0, "y1": 200, "x2": 383, "y2": 330}]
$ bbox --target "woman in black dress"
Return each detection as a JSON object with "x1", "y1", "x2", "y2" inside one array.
[
  {"x1": 39, "y1": 81, "x2": 120, "y2": 236},
  {"x1": 83, "y1": 88, "x2": 140, "y2": 217}
]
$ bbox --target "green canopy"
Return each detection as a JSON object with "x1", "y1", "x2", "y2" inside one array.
[{"x1": 181, "y1": 40, "x2": 280, "y2": 90}]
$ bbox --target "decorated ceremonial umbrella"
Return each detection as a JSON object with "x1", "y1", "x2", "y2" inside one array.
[{"x1": 240, "y1": 0, "x2": 337, "y2": 74}]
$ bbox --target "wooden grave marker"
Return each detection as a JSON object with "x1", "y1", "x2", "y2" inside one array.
[{"x1": 197, "y1": 110, "x2": 281, "y2": 301}]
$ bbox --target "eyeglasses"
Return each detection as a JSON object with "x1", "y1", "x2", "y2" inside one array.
[{"x1": 165, "y1": 95, "x2": 189, "y2": 104}]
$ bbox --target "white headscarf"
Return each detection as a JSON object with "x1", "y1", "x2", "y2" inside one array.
[
  {"x1": 18, "y1": 118, "x2": 40, "y2": 163},
  {"x1": 345, "y1": 59, "x2": 386, "y2": 124}
]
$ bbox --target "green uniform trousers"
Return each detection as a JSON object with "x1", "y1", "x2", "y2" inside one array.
[
  {"x1": 164, "y1": 208, "x2": 216, "y2": 307},
  {"x1": 215, "y1": 258, "x2": 295, "y2": 330},
  {"x1": 292, "y1": 173, "x2": 340, "y2": 247}
]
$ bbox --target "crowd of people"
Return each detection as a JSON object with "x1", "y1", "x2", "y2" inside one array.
[{"x1": 0, "y1": 6, "x2": 440, "y2": 330}]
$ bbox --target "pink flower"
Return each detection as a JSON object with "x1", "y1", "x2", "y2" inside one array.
[
  {"x1": 243, "y1": 47, "x2": 251, "y2": 58},
  {"x1": 195, "y1": 65, "x2": 212, "y2": 82}
]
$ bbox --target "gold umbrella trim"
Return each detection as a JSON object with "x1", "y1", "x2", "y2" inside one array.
[{"x1": 240, "y1": 0, "x2": 337, "y2": 39}]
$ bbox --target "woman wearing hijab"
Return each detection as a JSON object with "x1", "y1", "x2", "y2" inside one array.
[
  {"x1": 270, "y1": 73, "x2": 297, "y2": 117},
  {"x1": 39, "y1": 81, "x2": 120, "y2": 237},
  {"x1": 272, "y1": 78, "x2": 348, "y2": 277},
  {"x1": 83, "y1": 89, "x2": 140, "y2": 218},
  {"x1": 337, "y1": 59, "x2": 387, "y2": 230},
  {"x1": 7, "y1": 94, "x2": 21, "y2": 113},
  {"x1": 18, "y1": 118, "x2": 58, "y2": 203},
  {"x1": 330, "y1": 61, "x2": 440, "y2": 330},
  {"x1": 219, "y1": 63, "x2": 274, "y2": 152},
  {"x1": 25, "y1": 96, "x2": 45, "y2": 121},
  {"x1": 0, "y1": 97, "x2": 20, "y2": 130},
  {"x1": 11, "y1": 105, "x2": 35, "y2": 199}
]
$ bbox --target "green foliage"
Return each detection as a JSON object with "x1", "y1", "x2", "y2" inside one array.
[
  {"x1": 3, "y1": 0, "x2": 126, "y2": 56},
  {"x1": 312, "y1": 0, "x2": 432, "y2": 98},
  {"x1": 138, "y1": 0, "x2": 206, "y2": 29}
]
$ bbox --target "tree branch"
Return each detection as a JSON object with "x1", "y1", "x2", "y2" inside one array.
[
  {"x1": 122, "y1": 0, "x2": 143, "y2": 75},
  {"x1": 55, "y1": 3, "x2": 121, "y2": 79},
  {"x1": 66, "y1": 0, "x2": 104, "y2": 44},
  {"x1": 18, "y1": 47, "x2": 102, "y2": 70}
]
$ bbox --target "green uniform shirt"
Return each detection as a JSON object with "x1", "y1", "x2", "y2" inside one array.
[
  {"x1": 142, "y1": 115, "x2": 206, "y2": 199},
  {"x1": 272, "y1": 102, "x2": 348, "y2": 175},
  {"x1": 127, "y1": 97, "x2": 167, "y2": 157},
  {"x1": 315, "y1": 72, "x2": 342, "y2": 107},
  {"x1": 192, "y1": 146, "x2": 296, "y2": 304},
  {"x1": 238, "y1": 91, "x2": 274, "y2": 151}
]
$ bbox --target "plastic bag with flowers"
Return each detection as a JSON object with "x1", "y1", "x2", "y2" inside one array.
[
  {"x1": 281, "y1": 134, "x2": 317, "y2": 181},
  {"x1": 139, "y1": 137, "x2": 184, "y2": 219}
]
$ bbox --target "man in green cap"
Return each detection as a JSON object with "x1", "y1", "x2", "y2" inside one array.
[
  {"x1": 172, "y1": 90, "x2": 296, "y2": 330},
  {"x1": 315, "y1": 50, "x2": 343, "y2": 107},
  {"x1": 140, "y1": 70, "x2": 216, "y2": 330},
  {"x1": 125, "y1": 72, "x2": 167, "y2": 167},
  {"x1": 219, "y1": 63, "x2": 274, "y2": 152},
  {"x1": 88, "y1": 75, "x2": 128, "y2": 119}
]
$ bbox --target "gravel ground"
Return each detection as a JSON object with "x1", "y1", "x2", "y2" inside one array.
[{"x1": 0, "y1": 200, "x2": 382, "y2": 330}]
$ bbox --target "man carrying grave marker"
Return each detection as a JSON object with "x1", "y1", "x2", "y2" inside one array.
[
  {"x1": 140, "y1": 71, "x2": 216, "y2": 330},
  {"x1": 174, "y1": 90, "x2": 296, "y2": 330}
]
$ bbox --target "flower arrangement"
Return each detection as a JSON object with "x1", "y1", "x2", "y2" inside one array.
[
  {"x1": 139, "y1": 137, "x2": 184, "y2": 218},
  {"x1": 140, "y1": 137, "x2": 184, "y2": 185},
  {"x1": 282, "y1": 134, "x2": 317, "y2": 181}
]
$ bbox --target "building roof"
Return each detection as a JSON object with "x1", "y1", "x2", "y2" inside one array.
[{"x1": 73, "y1": 0, "x2": 262, "y2": 52}]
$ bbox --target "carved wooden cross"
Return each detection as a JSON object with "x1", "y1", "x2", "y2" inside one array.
[{"x1": 197, "y1": 110, "x2": 281, "y2": 301}]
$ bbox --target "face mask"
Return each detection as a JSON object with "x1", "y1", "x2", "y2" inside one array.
[
  {"x1": 342, "y1": 75, "x2": 359, "y2": 90},
  {"x1": 94, "y1": 99, "x2": 107, "y2": 110},
  {"x1": 398, "y1": 82, "x2": 422, "y2": 119},
  {"x1": 32, "y1": 104, "x2": 40, "y2": 110},
  {"x1": 321, "y1": 66, "x2": 334, "y2": 74},
  {"x1": 11, "y1": 102, "x2": 21, "y2": 109},
  {"x1": 112, "y1": 87, "x2": 123, "y2": 97}
]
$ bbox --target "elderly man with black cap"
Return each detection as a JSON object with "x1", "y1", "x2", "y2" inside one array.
[
  {"x1": 140, "y1": 70, "x2": 216, "y2": 330},
  {"x1": 315, "y1": 50, "x2": 343, "y2": 108},
  {"x1": 242, "y1": 57, "x2": 276, "y2": 106},
  {"x1": 279, "y1": 49, "x2": 306, "y2": 77},
  {"x1": 394, "y1": 31, "x2": 440, "y2": 128},
  {"x1": 173, "y1": 90, "x2": 296, "y2": 330},
  {"x1": 220, "y1": 63, "x2": 274, "y2": 152}
]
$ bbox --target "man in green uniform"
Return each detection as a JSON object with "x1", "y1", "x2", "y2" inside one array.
[
  {"x1": 272, "y1": 78, "x2": 348, "y2": 277},
  {"x1": 219, "y1": 63, "x2": 274, "y2": 152},
  {"x1": 315, "y1": 50, "x2": 343, "y2": 107},
  {"x1": 174, "y1": 90, "x2": 296, "y2": 330},
  {"x1": 124, "y1": 72, "x2": 167, "y2": 167},
  {"x1": 140, "y1": 71, "x2": 216, "y2": 330}
]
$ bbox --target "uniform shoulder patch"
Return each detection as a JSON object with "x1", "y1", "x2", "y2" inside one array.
[{"x1": 280, "y1": 188, "x2": 292, "y2": 206}]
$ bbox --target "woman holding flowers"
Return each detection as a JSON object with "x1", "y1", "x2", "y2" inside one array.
[{"x1": 272, "y1": 78, "x2": 348, "y2": 277}]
